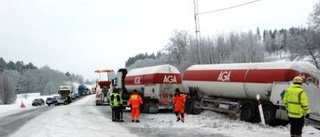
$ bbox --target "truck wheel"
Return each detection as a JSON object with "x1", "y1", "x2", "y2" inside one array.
[
  {"x1": 240, "y1": 103, "x2": 254, "y2": 122},
  {"x1": 263, "y1": 104, "x2": 275, "y2": 125},
  {"x1": 142, "y1": 102, "x2": 150, "y2": 113}
]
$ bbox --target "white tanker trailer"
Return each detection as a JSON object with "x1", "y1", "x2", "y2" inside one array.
[
  {"x1": 113, "y1": 64, "x2": 182, "y2": 113},
  {"x1": 183, "y1": 61, "x2": 320, "y2": 125}
]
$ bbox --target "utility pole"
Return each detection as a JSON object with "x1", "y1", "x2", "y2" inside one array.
[
  {"x1": 192, "y1": 0, "x2": 262, "y2": 64},
  {"x1": 193, "y1": 0, "x2": 201, "y2": 64}
]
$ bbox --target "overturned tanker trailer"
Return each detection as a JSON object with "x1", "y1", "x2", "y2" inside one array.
[{"x1": 183, "y1": 61, "x2": 320, "y2": 125}]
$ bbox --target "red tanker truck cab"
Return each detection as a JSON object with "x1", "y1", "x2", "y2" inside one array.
[{"x1": 113, "y1": 64, "x2": 183, "y2": 113}]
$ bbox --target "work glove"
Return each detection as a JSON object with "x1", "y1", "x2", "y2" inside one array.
[{"x1": 305, "y1": 114, "x2": 310, "y2": 118}]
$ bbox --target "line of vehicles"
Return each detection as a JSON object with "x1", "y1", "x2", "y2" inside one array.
[
  {"x1": 32, "y1": 83, "x2": 93, "y2": 106},
  {"x1": 95, "y1": 61, "x2": 320, "y2": 126}
]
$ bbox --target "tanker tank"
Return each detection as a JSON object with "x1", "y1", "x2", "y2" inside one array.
[{"x1": 182, "y1": 61, "x2": 320, "y2": 101}]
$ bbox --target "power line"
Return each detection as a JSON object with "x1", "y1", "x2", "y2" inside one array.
[{"x1": 199, "y1": 0, "x2": 262, "y2": 15}]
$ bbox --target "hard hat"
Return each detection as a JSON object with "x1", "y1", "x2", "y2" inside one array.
[{"x1": 293, "y1": 76, "x2": 303, "y2": 83}]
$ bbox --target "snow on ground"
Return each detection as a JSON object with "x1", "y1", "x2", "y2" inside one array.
[
  {"x1": 9, "y1": 94, "x2": 136, "y2": 137},
  {"x1": 1, "y1": 94, "x2": 320, "y2": 137},
  {"x1": 126, "y1": 111, "x2": 320, "y2": 137},
  {"x1": 0, "y1": 93, "x2": 57, "y2": 118}
]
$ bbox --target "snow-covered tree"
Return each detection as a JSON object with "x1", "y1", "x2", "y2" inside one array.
[
  {"x1": 165, "y1": 30, "x2": 189, "y2": 66},
  {"x1": 308, "y1": 0, "x2": 320, "y2": 31}
]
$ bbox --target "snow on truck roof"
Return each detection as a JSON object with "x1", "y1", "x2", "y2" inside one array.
[{"x1": 127, "y1": 64, "x2": 180, "y2": 76}]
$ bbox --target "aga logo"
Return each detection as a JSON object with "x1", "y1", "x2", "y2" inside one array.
[
  {"x1": 217, "y1": 71, "x2": 231, "y2": 82},
  {"x1": 163, "y1": 75, "x2": 177, "y2": 83},
  {"x1": 134, "y1": 77, "x2": 141, "y2": 84}
]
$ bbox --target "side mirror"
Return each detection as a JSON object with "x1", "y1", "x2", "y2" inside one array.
[{"x1": 111, "y1": 78, "x2": 118, "y2": 87}]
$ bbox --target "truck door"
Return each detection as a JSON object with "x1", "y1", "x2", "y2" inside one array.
[
  {"x1": 303, "y1": 84, "x2": 320, "y2": 122},
  {"x1": 270, "y1": 82, "x2": 290, "y2": 121}
]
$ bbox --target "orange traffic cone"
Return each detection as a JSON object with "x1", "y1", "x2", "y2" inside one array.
[{"x1": 20, "y1": 101, "x2": 26, "y2": 108}]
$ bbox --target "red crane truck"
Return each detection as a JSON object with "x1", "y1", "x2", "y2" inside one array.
[{"x1": 95, "y1": 69, "x2": 115, "y2": 106}]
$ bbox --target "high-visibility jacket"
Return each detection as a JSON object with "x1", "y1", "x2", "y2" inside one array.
[
  {"x1": 172, "y1": 93, "x2": 186, "y2": 112},
  {"x1": 283, "y1": 84, "x2": 311, "y2": 118},
  {"x1": 129, "y1": 93, "x2": 143, "y2": 108},
  {"x1": 110, "y1": 92, "x2": 122, "y2": 107}
]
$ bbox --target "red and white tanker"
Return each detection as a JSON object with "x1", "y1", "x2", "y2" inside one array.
[
  {"x1": 113, "y1": 64, "x2": 182, "y2": 113},
  {"x1": 183, "y1": 61, "x2": 320, "y2": 125}
]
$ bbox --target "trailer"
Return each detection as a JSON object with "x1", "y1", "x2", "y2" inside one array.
[
  {"x1": 183, "y1": 61, "x2": 320, "y2": 125},
  {"x1": 113, "y1": 64, "x2": 182, "y2": 113}
]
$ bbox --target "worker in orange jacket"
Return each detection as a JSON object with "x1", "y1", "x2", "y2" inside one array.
[
  {"x1": 128, "y1": 89, "x2": 143, "y2": 123},
  {"x1": 172, "y1": 88, "x2": 186, "y2": 122}
]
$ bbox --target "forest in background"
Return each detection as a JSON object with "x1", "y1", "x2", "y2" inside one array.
[{"x1": 0, "y1": 59, "x2": 84, "y2": 104}]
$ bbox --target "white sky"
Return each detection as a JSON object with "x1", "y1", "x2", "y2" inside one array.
[{"x1": 0, "y1": 0, "x2": 318, "y2": 80}]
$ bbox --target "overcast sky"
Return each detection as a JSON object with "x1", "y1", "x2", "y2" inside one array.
[{"x1": 0, "y1": 0, "x2": 318, "y2": 80}]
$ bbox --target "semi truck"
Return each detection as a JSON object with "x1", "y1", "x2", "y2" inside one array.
[
  {"x1": 182, "y1": 61, "x2": 320, "y2": 125},
  {"x1": 95, "y1": 69, "x2": 115, "y2": 106},
  {"x1": 58, "y1": 84, "x2": 73, "y2": 104},
  {"x1": 112, "y1": 64, "x2": 182, "y2": 113}
]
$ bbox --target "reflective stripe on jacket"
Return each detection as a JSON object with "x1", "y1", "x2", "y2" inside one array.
[
  {"x1": 283, "y1": 84, "x2": 311, "y2": 118},
  {"x1": 110, "y1": 92, "x2": 122, "y2": 107}
]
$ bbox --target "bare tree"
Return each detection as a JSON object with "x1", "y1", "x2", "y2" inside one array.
[
  {"x1": 308, "y1": 0, "x2": 320, "y2": 31},
  {"x1": 287, "y1": 28, "x2": 320, "y2": 68},
  {"x1": 165, "y1": 30, "x2": 189, "y2": 66}
]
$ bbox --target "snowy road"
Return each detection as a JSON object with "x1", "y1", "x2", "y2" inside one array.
[
  {"x1": 0, "y1": 107, "x2": 52, "y2": 137},
  {"x1": 6, "y1": 95, "x2": 320, "y2": 137}
]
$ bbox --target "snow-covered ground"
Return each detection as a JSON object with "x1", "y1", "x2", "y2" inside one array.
[{"x1": 0, "y1": 95, "x2": 320, "y2": 137}]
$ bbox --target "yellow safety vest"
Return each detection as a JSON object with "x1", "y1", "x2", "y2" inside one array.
[{"x1": 283, "y1": 84, "x2": 311, "y2": 118}]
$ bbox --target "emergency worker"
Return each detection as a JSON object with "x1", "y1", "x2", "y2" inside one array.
[
  {"x1": 172, "y1": 88, "x2": 186, "y2": 123},
  {"x1": 128, "y1": 89, "x2": 143, "y2": 122},
  {"x1": 110, "y1": 87, "x2": 116, "y2": 121},
  {"x1": 110, "y1": 88, "x2": 124, "y2": 122},
  {"x1": 284, "y1": 76, "x2": 310, "y2": 137}
]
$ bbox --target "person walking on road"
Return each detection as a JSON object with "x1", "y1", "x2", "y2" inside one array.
[
  {"x1": 110, "y1": 88, "x2": 124, "y2": 122},
  {"x1": 172, "y1": 88, "x2": 186, "y2": 123},
  {"x1": 128, "y1": 89, "x2": 143, "y2": 123},
  {"x1": 284, "y1": 76, "x2": 311, "y2": 137}
]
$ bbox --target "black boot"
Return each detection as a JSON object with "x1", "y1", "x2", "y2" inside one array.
[
  {"x1": 176, "y1": 117, "x2": 180, "y2": 122},
  {"x1": 136, "y1": 120, "x2": 140, "y2": 123}
]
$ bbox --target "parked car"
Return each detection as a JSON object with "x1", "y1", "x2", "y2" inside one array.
[
  {"x1": 32, "y1": 98, "x2": 45, "y2": 106},
  {"x1": 46, "y1": 97, "x2": 57, "y2": 106}
]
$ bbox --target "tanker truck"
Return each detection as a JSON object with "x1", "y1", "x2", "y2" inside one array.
[
  {"x1": 183, "y1": 61, "x2": 320, "y2": 125},
  {"x1": 112, "y1": 64, "x2": 182, "y2": 113}
]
